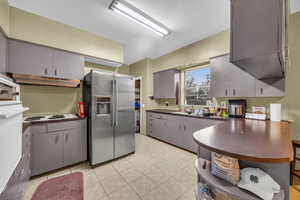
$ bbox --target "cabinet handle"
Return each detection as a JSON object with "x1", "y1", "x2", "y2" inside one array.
[
  {"x1": 54, "y1": 69, "x2": 57, "y2": 76},
  {"x1": 260, "y1": 88, "x2": 263, "y2": 95},
  {"x1": 225, "y1": 89, "x2": 228, "y2": 96},
  {"x1": 55, "y1": 135, "x2": 59, "y2": 144},
  {"x1": 233, "y1": 89, "x2": 236, "y2": 96},
  {"x1": 65, "y1": 134, "x2": 69, "y2": 143},
  {"x1": 45, "y1": 68, "x2": 48, "y2": 75},
  {"x1": 179, "y1": 125, "x2": 181, "y2": 130},
  {"x1": 183, "y1": 125, "x2": 186, "y2": 131}
]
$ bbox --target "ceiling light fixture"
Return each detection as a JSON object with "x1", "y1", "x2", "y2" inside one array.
[{"x1": 109, "y1": 0, "x2": 170, "y2": 37}]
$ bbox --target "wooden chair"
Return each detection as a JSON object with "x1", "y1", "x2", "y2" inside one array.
[{"x1": 291, "y1": 140, "x2": 300, "y2": 185}]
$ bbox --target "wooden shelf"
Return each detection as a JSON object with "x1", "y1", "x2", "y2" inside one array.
[{"x1": 195, "y1": 158, "x2": 285, "y2": 200}]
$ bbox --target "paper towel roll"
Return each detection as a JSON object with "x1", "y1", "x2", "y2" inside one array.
[{"x1": 270, "y1": 104, "x2": 281, "y2": 122}]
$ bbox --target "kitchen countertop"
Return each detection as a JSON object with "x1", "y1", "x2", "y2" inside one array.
[
  {"x1": 193, "y1": 118, "x2": 293, "y2": 163},
  {"x1": 146, "y1": 109, "x2": 228, "y2": 121},
  {"x1": 22, "y1": 116, "x2": 86, "y2": 132}
]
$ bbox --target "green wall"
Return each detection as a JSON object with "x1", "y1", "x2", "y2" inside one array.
[
  {"x1": 9, "y1": 7, "x2": 124, "y2": 63},
  {"x1": 0, "y1": 0, "x2": 9, "y2": 35},
  {"x1": 21, "y1": 85, "x2": 81, "y2": 116},
  {"x1": 22, "y1": 63, "x2": 129, "y2": 116}
]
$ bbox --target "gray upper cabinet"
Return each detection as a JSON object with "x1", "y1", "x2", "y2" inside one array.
[
  {"x1": 255, "y1": 78, "x2": 285, "y2": 97},
  {"x1": 8, "y1": 40, "x2": 84, "y2": 80},
  {"x1": 227, "y1": 58, "x2": 256, "y2": 97},
  {"x1": 0, "y1": 32, "x2": 7, "y2": 73},
  {"x1": 230, "y1": 0, "x2": 285, "y2": 80},
  {"x1": 8, "y1": 40, "x2": 53, "y2": 77},
  {"x1": 231, "y1": 0, "x2": 280, "y2": 60},
  {"x1": 153, "y1": 69, "x2": 180, "y2": 99},
  {"x1": 53, "y1": 50, "x2": 84, "y2": 80},
  {"x1": 210, "y1": 55, "x2": 230, "y2": 97},
  {"x1": 210, "y1": 54, "x2": 284, "y2": 97},
  {"x1": 210, "y1": 54, "x2": 255, "y2": 98}
]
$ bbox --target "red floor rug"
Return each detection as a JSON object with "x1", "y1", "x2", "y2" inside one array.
[{"x1": 31, "y1": 172, "x2": 83, "y2": 200}]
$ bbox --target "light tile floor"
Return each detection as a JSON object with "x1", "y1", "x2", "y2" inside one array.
[{"x1": 24, "y1": 134, "x2": 198, "y2": 200}]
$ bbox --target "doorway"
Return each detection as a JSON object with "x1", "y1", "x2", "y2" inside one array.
[{"x1": 134, "y1": 77, "x2": 141, "y2": 133}]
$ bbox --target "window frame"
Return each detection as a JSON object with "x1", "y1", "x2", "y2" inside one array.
[{"x1": 182, "y1": 64, "x2": 211, "y2": 106}]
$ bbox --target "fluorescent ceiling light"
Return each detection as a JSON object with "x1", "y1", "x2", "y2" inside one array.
[{"x1": 110, "y1": 0, "x2": 170, "y2": 37}]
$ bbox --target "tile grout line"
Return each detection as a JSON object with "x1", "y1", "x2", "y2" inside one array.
[{"x1": 111, "y1": 161, "x2": 145, "y2": 200}]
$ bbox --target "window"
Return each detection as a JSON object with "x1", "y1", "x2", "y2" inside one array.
[{"x1": 184, "y1": 66, "x2": 211, "y2": 105}]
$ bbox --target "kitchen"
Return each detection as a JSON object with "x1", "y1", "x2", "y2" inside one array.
[{"x1": 0, "y1": 0, "x2": 300, "y2": 200}]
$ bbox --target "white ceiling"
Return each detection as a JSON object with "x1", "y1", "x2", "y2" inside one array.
[{"x1": 8, "y1": 0, "x2": 300, "y2": 65}]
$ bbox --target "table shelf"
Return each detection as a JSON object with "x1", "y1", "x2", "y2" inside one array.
[{"x1": 195, "y1": 158, "x2": 284, "y2": 200}]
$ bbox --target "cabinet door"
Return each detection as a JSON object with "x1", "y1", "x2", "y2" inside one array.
[
  {"x1": 227, "y1": 60, "x2": 256, "y2": 97},
  {"x1": 167, "y1": 115, "x2": 184, "y2": 148},
  {"x1": 210, "y1": 54, "x2": 256, "y2": 98},
  {"x1": 153, "y1": 73, "x2": 161, "y2": 99},
  {"x1": 255, "y1": 78, "x2": 285, "y2": 97},
  {"x1": 151, "y1": 118, "x2": 164, "y2": 140},
  {"x1": 160, "y1": 70, "x2": 175, "y2": 98},
  {"x1": 231, "y1": 0, "x2": 281, "y2": 61},
  {"x1": 210, "y1": 55, "x2": 230, "y2": 97},
  {"x1": 0, "y1": 32, "x2": 7, "y2": 73},
  {"x1": 53, "y1": 50, "x2": 84, "y2": 80},
  {"x1": 31, "y1": 132, "x2": 64, "y2": 176},
  {"x1": 8, "y1": 40, "x2": 53, "y2": 77},
  {"x1": 153, "y1": 70, "x2": 179, "y2": 99},
  {"x1": 63, "y1": 129, "x2": 87, "y2": 166}
]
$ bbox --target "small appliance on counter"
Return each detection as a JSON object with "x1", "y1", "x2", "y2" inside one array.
[
  {"x1": 228, "y1": 99, "x2": 246, "y2": 118},
  {"x1": 245, "y1": 106, "x2": 267, "y2": 120}
]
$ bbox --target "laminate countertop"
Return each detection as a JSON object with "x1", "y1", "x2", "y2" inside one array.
[
  {"x1": 193, "y1": 118, "x2": 293, "y2": 163},
  {"x1": 146, "y1": 109, "x2": 228, "y2": 121},
  {"x1": 22, "y1": 116, "x2": 86, "y2": 132}
]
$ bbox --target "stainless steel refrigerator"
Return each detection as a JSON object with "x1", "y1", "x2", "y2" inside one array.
[{"x1": 83, "y1": 70, "x2": 135, "y2": 167}]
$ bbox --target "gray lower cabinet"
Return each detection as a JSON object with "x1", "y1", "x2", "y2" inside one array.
[
  {"x1": 63, "y1": 129, "x2": 87, "y2": 166},
  {"x1": 0, "y1": 31, "x2": 7, "y2": 73},
  {"x1": 167, "y1": 115, "x2": 185, "y2": 148},
  {"x1": 147, "y1": 112, "x2": 222, "y2": 153},
  {"x1": 8, "y1": 39, "x2": 84, "y2": 80},
  {"x1": 31, "y1": 119, "x2": 87, "y2": 176},
  {"x1": 184, "y1": 118, "x2": 222, "y2": 153},
  {"x1": 32, "y1": 131, "x2": 64, "y2": 176}
]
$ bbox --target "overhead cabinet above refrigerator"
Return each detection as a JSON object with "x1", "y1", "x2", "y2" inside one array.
[{"x1": 230, "y1": 0, "x2": 287, "y2": 81}]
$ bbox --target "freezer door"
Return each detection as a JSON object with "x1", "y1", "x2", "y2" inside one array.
[
  {"x1": 114, "y1": 75, "x2": 135, "y2": 158},
  {"x1": 90, "y1": 71, "x2": 114, "y2": 165}
]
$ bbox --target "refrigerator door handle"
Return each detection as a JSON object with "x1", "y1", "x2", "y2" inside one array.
[
  {"x1": 115, "y1": 79, "x2": 119, "y2": 127},
  {"x1": 111, "y1": 80, "x2": 115, "y2": 127}
]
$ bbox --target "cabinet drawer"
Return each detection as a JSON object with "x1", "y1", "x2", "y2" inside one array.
[
  {"x1": 148, "y1": 113, "x2": 168, "y2": 120},
  {"x1": 47, "y1": 120, "x2": 86, "y2": 132},
  {"x1": 30, "y1": 125, "x2": 47, "y2": 134}
]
